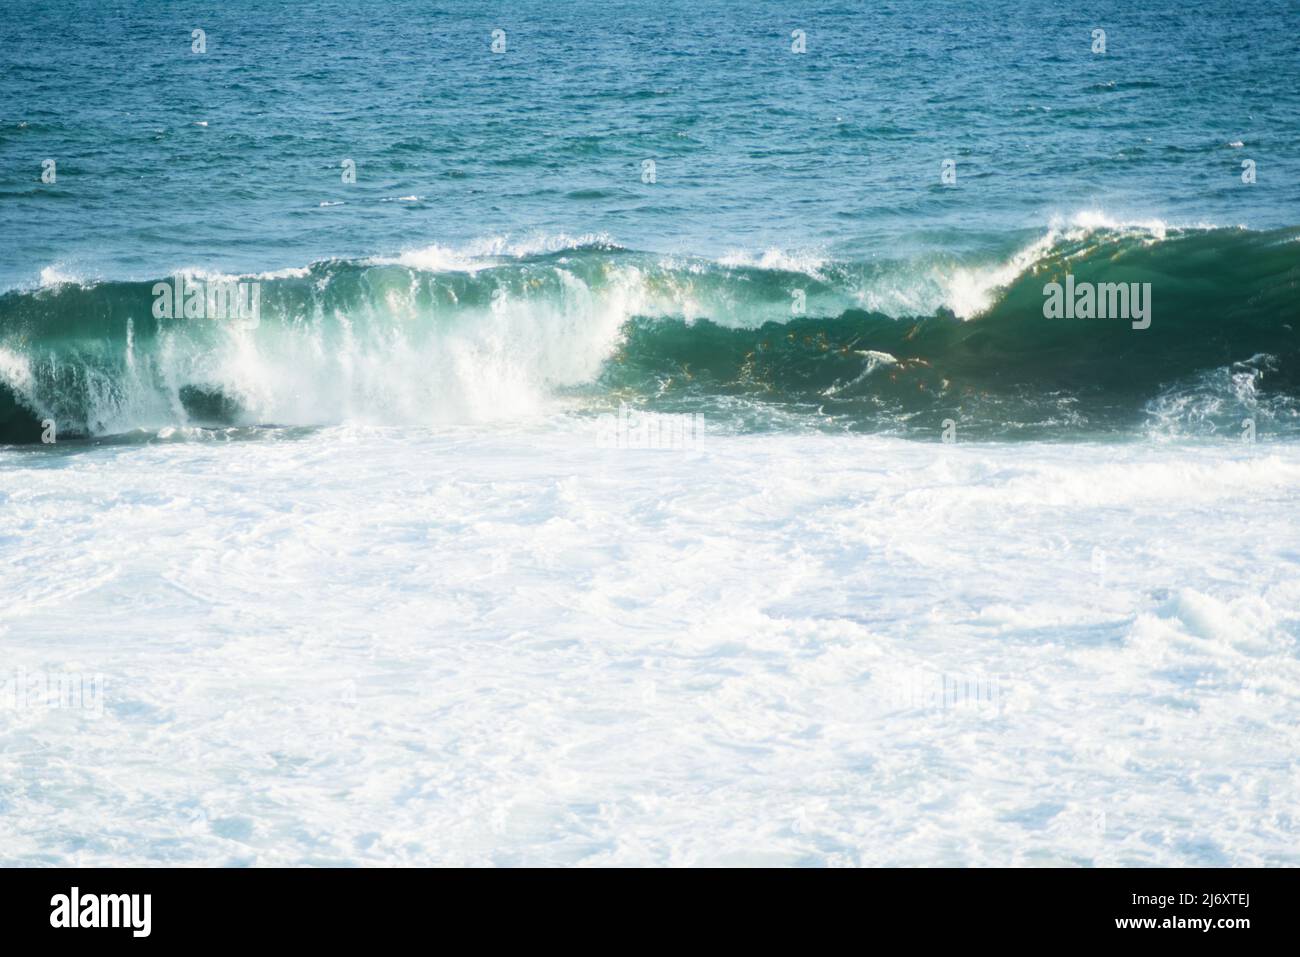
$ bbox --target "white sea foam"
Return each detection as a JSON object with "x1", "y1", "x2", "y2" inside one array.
[
  {"x1": 37, "y1": 265, "x2": 85, "y2": 288},
  {"x1": 0, "y1": 348, "x2": 39, "y2": 407},
  {"x1": 385, "y1": 244, "x2": 482, "y2": 273},
  {"x1": 1, "y1": 432, "x2": 1295, "y2": 865},
  {"x1": 936, "y1": 231, "x2": 1060, "y2": 319},
  {"x1": 173, "y1": 264, "x2": 312, "y2": 283},
  {"x1": 716, "y1": 246, "x2": 830, "y2": 278},
  {"x1": 922, "y1": 212, "x2": 1225, "y2": 320},
  {"x1": 381, "y1": 232, "x2": 620, "y2": 273}
]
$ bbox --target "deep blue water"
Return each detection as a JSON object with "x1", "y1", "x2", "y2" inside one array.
[{"x1": 2, "y1": 0, "x2": 1297, "y2": 286}]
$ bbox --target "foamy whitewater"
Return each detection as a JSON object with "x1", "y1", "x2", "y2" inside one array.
[
  {"x1": 3, "y1": 428, "x2": 1298, "y2": 865},
  {"x1": 3, "y1": 0, "x2": 1299, "y2": 867}
]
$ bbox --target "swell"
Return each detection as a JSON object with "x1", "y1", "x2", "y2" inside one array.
[
  {"x1": 1, "y1": 225, "x2": 1297, "y2": 443},
  {"x1": 606, "y1": 227, "x2": 1300, "y2": 436}
]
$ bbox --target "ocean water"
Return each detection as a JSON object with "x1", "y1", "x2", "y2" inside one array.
[{"x1": 1, "y1": 1, "x2": 1298, "y2": 866}]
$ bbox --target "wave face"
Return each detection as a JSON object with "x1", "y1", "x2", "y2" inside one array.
[{"x1": 2, "y1": 225, "x2": 1298, "y2": 443}]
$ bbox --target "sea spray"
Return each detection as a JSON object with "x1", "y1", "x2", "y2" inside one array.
[{"x1": 2, "y1": 225, "x2": 1297, "y2": 443}]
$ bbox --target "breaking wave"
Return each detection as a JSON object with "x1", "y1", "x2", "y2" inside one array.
[{"x1": 2, "y1": 223, "x2": 1297, "y2": 443}]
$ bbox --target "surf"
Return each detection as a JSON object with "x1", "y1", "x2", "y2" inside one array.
[{"x1": 1, "y1": 224, "x2": 1297, "y2": 444}]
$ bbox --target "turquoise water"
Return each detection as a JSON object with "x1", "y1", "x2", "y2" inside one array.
[{"x1": 1, "y1": 0, "x2": 1298, "y2": 440}]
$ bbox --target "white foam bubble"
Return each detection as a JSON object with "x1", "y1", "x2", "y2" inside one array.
[
  {"x1": 716, "y1": 246, "x2": 830, "y2": 278},
  {"x1": 37, "y1": 265, "x2": 85, "y2": 288},
  {"x1": 2, "y1": 434, "x2": 1294, "y2": 865}
]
